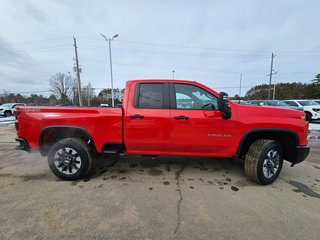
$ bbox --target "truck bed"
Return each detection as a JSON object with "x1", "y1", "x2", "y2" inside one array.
[{"x1": 15, "y1": 106, "x2": 123, "y2": 153}]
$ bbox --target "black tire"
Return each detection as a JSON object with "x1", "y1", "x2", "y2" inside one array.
[
  {"x1": 305, "y1": 112, "x2": 312, "y2": 123},
  {"x1": 48, "y1": 137, "x2": 93, "y2": 180},
  {"x1": 244, "y1": 139, "x2": 283, "y2": 185},
  {"x1": 4, "y1": 111, "x2": 12, "y2": 117}
]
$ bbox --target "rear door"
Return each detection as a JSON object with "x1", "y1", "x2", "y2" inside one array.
[
  {"x1": 168, "y1": 83, "x2": 237, "y2": 157},
  {"x1": 124, "y1": 82, "x2": 171, "y2": 154}
]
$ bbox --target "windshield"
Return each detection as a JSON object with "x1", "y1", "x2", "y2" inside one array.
[
  {"x1": 265, "y1": 100, "x2": 288, "y2": 106},
  {"x1": 0, "y1": 103, "x2": 13, "y2": 108},
  {"x1": 297, "y1": 100, "x2": 319, "y2": 106}
]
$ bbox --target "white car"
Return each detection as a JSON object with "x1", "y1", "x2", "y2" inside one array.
[
  {"x1": 0, "y1": 103, "x2": 26, "y2": 117},
  {"x1": 311, "y1": 99, "x2": 320, "y2": 105},
  {"x1": 283, "y1": 100, "x2": 320, "y2": 122}
]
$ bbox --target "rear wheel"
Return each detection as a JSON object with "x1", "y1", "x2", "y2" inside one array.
[
  {"x1": 48, "y1": 138, "x2": 93, "y2": 180},
  {"x1": 244, "y1": 139, "x2": 283, "y2": 185}
]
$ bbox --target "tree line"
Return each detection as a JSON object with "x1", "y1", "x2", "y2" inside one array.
[
  {"x1": 243, "y1": 73, "x2": 320, "y2": 100},
  {"x1": 1, "y1": 73, "x2": 124, "y2": 106}
]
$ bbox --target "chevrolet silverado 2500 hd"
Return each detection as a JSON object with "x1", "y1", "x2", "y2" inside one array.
[{"x1": 14, "y1": 79, "x2": 310, "y2": 185}]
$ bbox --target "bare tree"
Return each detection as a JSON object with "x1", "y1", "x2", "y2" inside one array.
[{"x1": 49, "y1": 73, "x2": 75, "y2": 104}]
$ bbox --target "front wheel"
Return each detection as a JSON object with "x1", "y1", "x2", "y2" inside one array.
[
  {"x1": 48, "y1": 138, "x2": 93, "y2": 180},
  {"x1": 244, "y1": 139, "x2": 283, "y2": 185},
  {"x1": 4, "y1": 111, "x2": 12, "y2": 117}
]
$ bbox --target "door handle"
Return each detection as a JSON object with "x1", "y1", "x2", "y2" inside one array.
[
  {"x1": 174, "y1": 115, "x2": 189, "y2": 120},
  {"x1": 129, "y1": 114, "x2": 144, "y2": 119}
]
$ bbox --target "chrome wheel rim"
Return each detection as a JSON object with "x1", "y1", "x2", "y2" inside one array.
[
  {"x1": 54, "y1": 147, "x2": 81, "y2": 175},
  {"x1": 263, "y1": 149, "x2": 280, "y2": 178}
]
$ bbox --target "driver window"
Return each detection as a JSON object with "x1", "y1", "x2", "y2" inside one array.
[{"x1": 174, "y1": 84, "x2": 218, "y2": 110}]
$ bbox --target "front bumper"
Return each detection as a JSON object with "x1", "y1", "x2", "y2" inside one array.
[
  {"x1": 291, "y1": 146, "x2": 310, "y2": 166},
  {"x1": 15, "y1": 137, "x2": 30, "y2": 152},
  {"x1": 311, "y1": 111, "x2": 320, "y2": 119}
]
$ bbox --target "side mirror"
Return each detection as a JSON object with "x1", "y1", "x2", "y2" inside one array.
[{"x1": 218, "y1": 92, "x2": 231, "y2": 119}]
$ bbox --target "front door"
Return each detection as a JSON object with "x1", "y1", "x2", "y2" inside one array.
[{"x1": 168, "y1": 83, "x2": 236, "y2": 157}]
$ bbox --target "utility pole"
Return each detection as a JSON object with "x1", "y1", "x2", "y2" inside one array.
[
  {"x1": 101, "y1": 33, "x2": 118, "y2": 107},
  {"x1": 172, "y1": 70, "x2": 175, "y2": 79},
  {"x1": 239, "y1": 73, "x2": 242, "y2": 100},
  {"x1": 87, "y1": 85, "x2": 90, "y2": 106},
  {"x1": 268, "y1": 52, "x2": 276, "y2": 100},
  {"x1": 273, "y1": 71, "x2": 277, "y2": 100},
  {"x1": 73, "y1": 37, "x2": 83, "y2": 106}
]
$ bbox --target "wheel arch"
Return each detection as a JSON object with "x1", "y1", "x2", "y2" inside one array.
[
  {"x1": 304, "y1": 111, "x2": 312, "y2": 122},
  {"x1": 4, "y1": 110, "x2": 12, "y2": 115},
  {"x1": 39, "y1": 126, "x2": 98, "y2": 157},
  {"x1": 236, "y1": 129, "x2": 299, "y2": 164}
]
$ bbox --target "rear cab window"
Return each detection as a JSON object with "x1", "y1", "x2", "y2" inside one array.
[{"x1": 134, "y1": 83, "x2": 169, "y2": 109}]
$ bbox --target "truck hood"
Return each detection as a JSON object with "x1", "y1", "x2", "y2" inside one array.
[{"x1": 232, "y1": 103, "x2": 305, "y2": 120}]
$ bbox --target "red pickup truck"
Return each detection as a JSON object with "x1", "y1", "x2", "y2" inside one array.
[{"x1": 14, "y1": 79, "x2": 309, "y2": 185}]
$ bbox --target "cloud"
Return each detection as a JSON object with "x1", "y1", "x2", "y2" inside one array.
[{"x1": 24, "y1": 0, "x2": 48, "y2": 24}]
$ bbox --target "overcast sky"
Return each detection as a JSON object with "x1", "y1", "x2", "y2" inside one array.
[{"x1": 0, "y1": 0, "x2": 319, "y2": 97}]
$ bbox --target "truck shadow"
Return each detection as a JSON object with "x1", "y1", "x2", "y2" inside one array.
[{"x1": 82, "y1": 155, "x2": 251, "y2": 187}]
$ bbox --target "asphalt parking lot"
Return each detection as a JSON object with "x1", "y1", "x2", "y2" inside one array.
[{"x1": 0, "y1": 125, "x2": 320, "y2": 240}]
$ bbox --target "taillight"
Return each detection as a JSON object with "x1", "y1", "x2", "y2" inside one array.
[
  {"x1": 13, "y1": 109, "x2": 20, "y2": 119},
  {"x1": 15, "y1": 122, "x2": 19, "y2": 131}
]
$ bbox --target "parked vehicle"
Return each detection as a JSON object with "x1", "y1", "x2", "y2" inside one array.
[
  {"x1": 249, "y1": 100, "x2": 303, "y2": 111},
  {"x1": 14, "y1": 79, "x2": 309, "y2": 185},
  {"x1": 100, "y1": 103, "x2": 109, "y2": 107},
  {"x1": 0, "y1": 103, "x2": 26, "y2": 117},
  {"x1": 283, "y1": 100, "x2": 320, "y2": 122},
  {"x1": 311, "y1": 99, "x2": 320, "y2": 105},
  {"x1": 231, "y1": 100, "x2": 250, "y2": 105}
]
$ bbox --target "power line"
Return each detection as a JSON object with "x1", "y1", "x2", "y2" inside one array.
[
  {"x1": 82, "y1": 46, "x2": 268, "y2": 57},
  {"x1": 81, "y1": 45, "x2": 320, "y2": 59},
  {"x1": 78, "y1": 37, "x2": 320, "y2": 54},
  {"x1": 5, "y1": 37, "x2": 71, "y2": 46},
  {"x1": 0, "y1": 46, "x2": 71, "y2": 57},
  {"x1": 1, "y1": 41, "x2": 319, "y2": 59},
  {"x1": 82, "y1": 38, "x2": 320, "y2": 54}
]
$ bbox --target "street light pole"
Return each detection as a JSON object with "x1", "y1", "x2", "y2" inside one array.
[
  {"x1": 67, "y1": 71, "x2": 75, "y2": 106},
  {"x1": 101, "y1": 33, "x2": 118, "y2": 107},
  {"x1": 239, "y1": 73, "x2": 242, "y2": 100}
]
